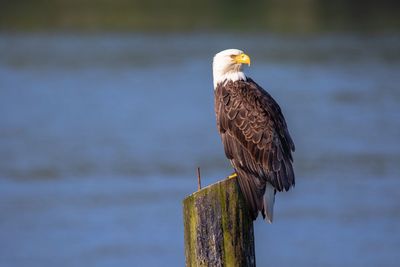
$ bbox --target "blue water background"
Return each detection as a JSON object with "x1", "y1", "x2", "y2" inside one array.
[{"x1": 0, "y1": 33, "x2": 399, "y2": 266}]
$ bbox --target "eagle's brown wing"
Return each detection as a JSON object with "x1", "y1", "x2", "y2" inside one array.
[{"x1": 215, "y1": 78, "x2": 295, "y2": 220}]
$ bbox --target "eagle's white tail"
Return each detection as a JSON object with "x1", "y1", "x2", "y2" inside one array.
[{"x1": 263, "y1": 183, "x2": 275, "y2": 223}]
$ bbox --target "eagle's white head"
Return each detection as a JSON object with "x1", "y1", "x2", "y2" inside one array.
[{"x1": 212, "y1": 49, "x2": 251, "y2": 89}]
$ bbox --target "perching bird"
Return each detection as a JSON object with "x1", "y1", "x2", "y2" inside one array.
[{"x1": 213, "y1": 49, "x2": 295, "y2": 223}]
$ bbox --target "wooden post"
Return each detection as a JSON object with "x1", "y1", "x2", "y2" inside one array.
[{"x1": 183, "y1": 176, "x2": 256, "y2": 267}]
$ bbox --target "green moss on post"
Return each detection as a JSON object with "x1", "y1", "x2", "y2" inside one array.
[{"x1": 183, "y1": 176, "x2": 256, "y2": 267}]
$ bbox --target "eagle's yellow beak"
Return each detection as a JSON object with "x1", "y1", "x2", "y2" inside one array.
[{"x1": 234, "y1": 53, "x2": 251, "y2": 66}]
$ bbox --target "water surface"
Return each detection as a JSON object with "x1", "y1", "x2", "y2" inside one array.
[{"x1": 0, "y1": 33, "x2": 399, "y2": 267}]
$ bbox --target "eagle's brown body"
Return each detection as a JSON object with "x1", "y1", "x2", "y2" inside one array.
[{"x1": 214, "y1": 78, "x2": 295, "y2": 220}]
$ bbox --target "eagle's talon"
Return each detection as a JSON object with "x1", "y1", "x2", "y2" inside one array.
[{"x1": 228, "y1": 173, "x2": 237, "y2": 179}]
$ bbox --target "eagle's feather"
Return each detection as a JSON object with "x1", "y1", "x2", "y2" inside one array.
[{"x1": 215, "y1": 78, "x2": 295, "y2": 221}]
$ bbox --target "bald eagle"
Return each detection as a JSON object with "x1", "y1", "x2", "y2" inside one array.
[{"x1": 213, "y1": 49, "x2": 295, "y2": 223}]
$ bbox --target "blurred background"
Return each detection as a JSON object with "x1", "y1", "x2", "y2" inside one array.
[{"x1": 1, "y1": 1, "x2": 399, "y2": 266}]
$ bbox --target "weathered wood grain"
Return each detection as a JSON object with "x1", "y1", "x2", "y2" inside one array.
[{"x1": 183, "y1": 176, "x2": 256, "y2": 267}]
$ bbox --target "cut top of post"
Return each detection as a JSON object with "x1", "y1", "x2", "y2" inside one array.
[{"x1": 183, "y1": 176, "x2": 256, "y2": 267}]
